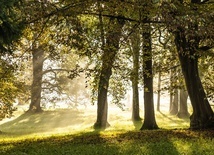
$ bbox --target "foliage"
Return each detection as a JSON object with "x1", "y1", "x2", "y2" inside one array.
[
  {"x1": 159, "y1": 1, "x2": 214, "y2": 94},
  {"x1": 0, "y1": 0, "x2": 24, "y2": 51},
  {"x1": 0, "y1": 0, "x2": 213, "y2": 129},
  {"x1": 160, "y1": 1, "x2": 214, "y2": 51},
  {"x1": 0, "y1": 0, "x2": 25, "y2": 117},
  {"x1": 16, "y1": 0, "x2": 90, "y2": 109},
  {"x1": 199, "y1": 55, "x2": 214, "y2": 102},
  {"x1": 0, "y1": 57, "x2": 25, "y2": 120}
]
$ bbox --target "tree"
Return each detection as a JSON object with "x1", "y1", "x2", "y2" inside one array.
[
  {"x1": 0, "y1": 0, "x2": 25, "y2": 119},
  {"x1": 138, "y1": 0, "x2": 158, "y2": 130},
  {"x1": 21, "y1": 0, "x2": 88, "y2": 112},
  {"x1": 169, "y1": 68, "x2": 179, "y2": 115},
  {"x1": 156, "y1": 66, "x2": 161, "y2": 112},
  {"x1": 130, "y1": 28, "x2": 141, "y2": 121},
  {"x1": 170, "y1": 89, "x2": 179, "y2": 115},
  {"x1": 0, "y1": 57, "x2": 25, "y2": 120},
  {"x1": 161, "y1": 0, "x2": 214, "y2": 129},
  {"x1": 94, "y1": 17, "x2": 125, "y2": 129},
  {"x1": 29, "y1": 45, "x2": 44, "y2": 112},
  {"x1": 140, "y1": 22, "x2": 159, "y2": 130},
  {"x1": 152, "y1": 25, "x2": 175, "y2": 113},
  {"x1": 177, "y1": 89, "x2": 189, "y2": 118}
]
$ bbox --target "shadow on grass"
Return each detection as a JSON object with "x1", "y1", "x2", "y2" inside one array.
[
  {"x1": 1, "y1": 129, "x2": 213, "y2": 155},
  {"x1": 0, "y1": 130, "x2": 121, "y2": 155},
  {"x1": 116, "y1": 130, "x2": 180, "y2": 155},
  {"x1": 0, "y1": 109, "x2": 94, "y2": 136},
  {"x1": 132, "y1": 120, "x2": 143, "y2": 130},
  {"x1": 157, "y1": 111, "x2": 190, "y2": 129},
  {"x1": 132, "y1": 111, "x2": 190, "y2": 131}
]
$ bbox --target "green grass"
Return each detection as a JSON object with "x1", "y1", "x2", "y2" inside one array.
[
  {"x1": 0, "y1": 130, "x2": 213, "y2": 155},
  {"x1": 0, "y1": 106, "x2": 213, "y2": 155}
]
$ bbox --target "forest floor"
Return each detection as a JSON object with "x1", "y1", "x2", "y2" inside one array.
[{"x1": 0, "y1": 97, "x2": 213, "y2": 155}]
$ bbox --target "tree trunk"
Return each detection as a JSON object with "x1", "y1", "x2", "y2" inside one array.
[
  {"x1": 169, "y1": 64, "x2": 179, "y2": 114},
  {"x1": 140, "y1": 23, "x2": 158, "y2": 130},
  {"x1": 174, "y1": 29, "x2": 214, "y2": 129},
  {"x1": 28, "y1": 46, "x2": 44, "y2": 113},
  {"x1": 94, "y1": 18, "x2": 124, "y2": 129},
  {"x1": 132, "y1": 80, "x2": 141, "y2": 121},
  {"x1": 177, "y1": 89, "x2": 189, "y2": 118},
  {"x1": 156, "y1": 70, "x2": 161, "y2": 112},
  {"x1": 169, "y1": 69, "x2": 174, "y2": 112},
  {"x1": 130, "y1": 29, "x2": 141, "y2": 121},
  {"x1": 170, "y1": 89, "x2": 178, "y2": 115}
]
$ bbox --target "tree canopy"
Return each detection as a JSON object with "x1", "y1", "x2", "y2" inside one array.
[{"x1": 0, "y1": 0, "x2": 24, "y2": 51}]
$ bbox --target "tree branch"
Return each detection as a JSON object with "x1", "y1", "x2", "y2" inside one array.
[{"x1": 26, "y1": 1, "x2": 163, "y2": 25}]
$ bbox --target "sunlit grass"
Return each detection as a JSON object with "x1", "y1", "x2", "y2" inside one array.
[
  {"x1": 0, "y1": 108, "x2": 96, "y2": 142},
  {"x1": 1, "y1": 104, "x2": 213, "y2": 155},
  {"x1": 0, "y1": 104, "x2": 190, "y2": 141},
  {"x1": 0, "y1": 129, "x2": 213, "y2": 155}
]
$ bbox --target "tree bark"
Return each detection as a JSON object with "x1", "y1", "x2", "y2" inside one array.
[
  {"x1": 94, "y1": 18, "x2": 125, "y2": 129},
  {"x1": 156, "y1": 70, "x2": 161, "y2": 112},
  {"x1": 177, "y1": 89, "x2": 189, "y2": 118},
  {"x1": 28, "y1": 46, "x2": 44, "y2": 113},
  {"x1": 169, "y1": 65, "x2": 179, "y2": 114},
  {"x1": 140, "y1": 23, "x2": 158, "y2": 130},
  {"x1": 169, "y1": 68, "x2": 174, "y2": 112},
  {"x1": 174, "y1": 29, "x2": 214, "y2": 129},
  {"x1": 132, "y1": 79, "x2": 141, "y2": 121},
  {"x1": 130, "y1": 29, "x2": 141, "y2": 121},
  {"x1": 170, "y1": 89, "x2": 178, "y2": 115}
]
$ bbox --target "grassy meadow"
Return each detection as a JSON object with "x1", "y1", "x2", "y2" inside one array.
[{"x1": 0, "y1": 104, "x2": 213, "y2": 155}]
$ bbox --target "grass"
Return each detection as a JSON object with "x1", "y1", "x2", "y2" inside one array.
[{"x1": 0, "y1": 105, "x2": 213, "y2": 155}]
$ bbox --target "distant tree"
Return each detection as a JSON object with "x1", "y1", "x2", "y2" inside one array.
[
  {"x1": 130, "y1": 28, "x2": 141, "y2": 121},
  {"x1": 156, "y1": 67, "x2": 161, "y2": 112},
  {"x1": 20, "y1": 0, "x2": 88, "y2": 112},
  {"x1": 177, "y1": 89, "x2": 189, "y2": 118},
  {"x1": 169, "y1": 67, "x2": 179, "y2": 115},
  {"x1": 152, "y1": 26, "x2": 174, "y2": 112},
  {"x1": 170, "y1": 88, "x2": 179, "y2": 115}
]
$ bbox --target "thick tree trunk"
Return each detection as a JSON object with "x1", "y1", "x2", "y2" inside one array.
[
  {"x1": 93, "y1": 52, "x2": 113, "y2": 130},
  {"x1": 28, "y1": 46, "x2": 44, "y2": 113},
  {"x1": 94, "y1": 72, "x2": 110, "y2": 129},
  {"x1": 140, "y1": 23, "x2": 158, "y2": 130},
  {"x1": 178, "y1": 53, "x2": 214, "y2": 129},
  {"x1": 174, "y1": 30, "x2": 214, "y2": 129},
  {"x1": 94, "y1": 18, "x2": 124, "y2": 129},
  {"x1": 131, "y1": 29, "x2": 141, "y2": 121},
  {"x1": 177, "y1": 89, "x2": 189, "y2": 118}
]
